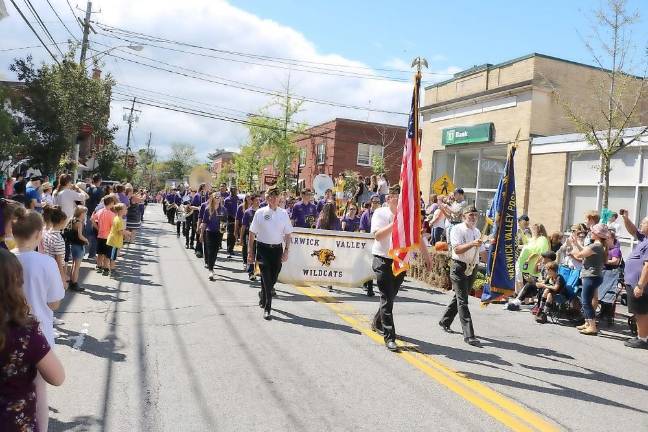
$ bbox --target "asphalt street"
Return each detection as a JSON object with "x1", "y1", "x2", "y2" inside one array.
[{"x1": 48, "y1": 204, "x2": 648, "y2": 432}]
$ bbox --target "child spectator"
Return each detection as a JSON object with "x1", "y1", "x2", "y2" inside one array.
[
  {"x1": 1, "y1": 198, "x2": 21, "y2": 250},
  {"x1": 106, "y1": 204, "x2": 128, "y2": 277},
  {"x1": 534, "y1": 261, "x2": 566, "y2": 323},
  {"x1": 10, "y1": 209, "x2": 66, "y2": 431},
  {"x1": 549, "y1": 232, "x2": 563, "y2": 253},
  {"x1": 42, "y1": 206, "x2": 68, "y2": 286},
  {"x1": 68, "y1": 206, "x2": 89, "y2": 291},
  {"x1": 606, "y1": 229, "x2": 623, "y2": 269},
  {"x1": 0, "y1": 249, "x2": 65, "y2": 432},
  {"x1": 92, "y1": 195, "x2": 117, "y2": 276}
]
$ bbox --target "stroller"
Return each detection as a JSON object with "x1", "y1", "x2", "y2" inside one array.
[
  {"x1": 597, "y1": 268, "x2": 623, "y2": 327},
  {"x1": 547, "y1": 266, "x2": 583, "y2": 324}
]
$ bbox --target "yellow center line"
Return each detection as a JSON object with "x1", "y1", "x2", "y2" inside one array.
[{"x1": 295, "y1": 285, "x2": 561, "y2": 432}]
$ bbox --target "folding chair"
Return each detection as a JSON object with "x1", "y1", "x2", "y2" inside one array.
[{"x1": 547, "y1": 266, "x2": 582, "y2": 324}]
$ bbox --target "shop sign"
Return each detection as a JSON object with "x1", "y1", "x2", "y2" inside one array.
[{"x1": 442, "y1": 123, "x2": 493, "y2": 146}]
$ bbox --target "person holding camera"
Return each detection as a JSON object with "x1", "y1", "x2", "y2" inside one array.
[{"x1": 439, "y1": 205, "x2": 484, "y2": 347}]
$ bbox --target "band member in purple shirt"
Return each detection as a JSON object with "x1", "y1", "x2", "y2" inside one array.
[
  {"x1": 341, "y1": 203, "x2": 361, "y2": 232},
  {"x1": 317, "y1": 189, "x2": 334, "y2": 214},
  {"x1": 223, "y1": 187, "x2": 240, "y2": 258},
  {"x1": 241, "y1": 194, "x2": 260, "y2": 280},
  {"x1": 235, "y1": 195, "x2": 251, "y2": 254},
  {"x1": 191, "y1": 183, "x2": 210, "y2": 256},
  {"x1": 620, "y1": 211, "x2": 648, "y2": 349},
  {"x1": 359, "y1": 195, "x2": 382, "y2": 296},
  {"x1": 219, "y1": 183, "x2": 229, "y2": 200},
  {"x1": 291, "y1": 189, "x2": 319, "y2": 228},
  {"x1": 200, "y1": 193, "x2": 226, "y2": 281}
]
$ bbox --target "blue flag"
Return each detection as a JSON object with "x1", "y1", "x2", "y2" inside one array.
[{"x1": 481, "y1": 146, "x2": 518, "y2": 304}]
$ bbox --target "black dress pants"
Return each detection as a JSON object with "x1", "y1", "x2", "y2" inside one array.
[
  {"x1": 257, "y1": 243, "x2": 283, "y2": 312},
  {"x1": 372, "y1": 255, "x2": 406, "y2": 342},
  {"x1": 226, "y1": 215, "x2": 236, "y2": 254},
  {"x1": 205, "y1": 230, "x2": 223, "y2": 271},
  {"x1": 167, "y1": 206, "x2": 176, "y2": 224},
  {"x1": 440, "y1": 259, "x2": 476, "y2": 339}
]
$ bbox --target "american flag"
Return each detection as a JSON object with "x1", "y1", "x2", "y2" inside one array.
[{"x1": 389, "y1": 73, "x2": 422, "y2": 275}]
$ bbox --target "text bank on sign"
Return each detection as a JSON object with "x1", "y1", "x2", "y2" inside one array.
[
  {"x1": 278, "y1": 228, "x2": 374, "y2": 287},
  {"x1": 432, "y1": 174, "x2": 455, "y2": 196}
]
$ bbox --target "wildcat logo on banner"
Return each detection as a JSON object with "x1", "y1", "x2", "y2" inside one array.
[
  {"x1": 278, "y1": 228, "x2": 374, "y2": 287},
  {"x1": 481, "y1": 145, "x2": 518, "y2": 305}
]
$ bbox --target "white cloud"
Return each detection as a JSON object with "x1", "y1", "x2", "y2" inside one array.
[{"x1": 1, "y1": 0, "x2": 462, "y2": 162}]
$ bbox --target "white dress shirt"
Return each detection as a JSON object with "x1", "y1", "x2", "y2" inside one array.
[
  {"x1": 450, "y1": 222, "x2": 485, "y2": 264},
  {"x1": 370, "y1": 206, "x2": 394, "y2": 258},
  {"x1": 249, "y1": 205, "x2": 293, "y2": 245}
]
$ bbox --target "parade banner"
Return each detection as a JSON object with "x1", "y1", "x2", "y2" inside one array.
[
  {"x1": 481, "y1": 145, "x2": 518, "y2": 304},
  {"x1": 278, "y1": 228, "x2": 374, "y2": 287}
]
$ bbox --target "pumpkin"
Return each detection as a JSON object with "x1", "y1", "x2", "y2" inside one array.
[{"x1": 434, "y1": 241, "x2": 449, "y2": 252}]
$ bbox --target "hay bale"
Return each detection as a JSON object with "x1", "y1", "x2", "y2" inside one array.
[{"x1": 407, "y1": 249, "x2": 451, "y2": 291}]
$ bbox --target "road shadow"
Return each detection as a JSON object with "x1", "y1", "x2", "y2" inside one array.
[
  {"x1": 272, "y1": 308, "x2": 361, "y2": 335},
  {"x1": 478, "y1": 336, "x2": 575, "y2": 361},
  {"x1": 397, "y1": 334, "x2": 514, "y2": 367},
  {"x1": 55, "y1": 327, "x2": 127, "y2": 362},
  {"x1": 49, "y1": 415, "x2": 100, "y2": 432}
]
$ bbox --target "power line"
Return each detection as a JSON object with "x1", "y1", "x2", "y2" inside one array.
[
  {"x1": 89, "y1": 44, "x2": 409, "y2": 116},
  {"x1": 93, "y1": 21, "x2": 448, "y2": 77},
  {"x1": 96, "y1": 29, "x2": 420, "y2": 83},
  {"x1": 45, "y1": 0, "x2": 79, "y2": 41},
  {"x1": 8, "y1": 0, "x2": 60, "y2": 64},
  {"x1": 64, "y1": 0, "x2": 83, "y2": 30},
  {"x1": 0, "y1": 42, "x2": 66, "y2": 51},
  {"x1": 21, "y1": 0, "x2": 64, "y2": 56}
]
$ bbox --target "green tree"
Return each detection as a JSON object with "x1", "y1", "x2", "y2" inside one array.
[
  {"x1": 553, "y1": 0, "x2": 648, "y2": 208},
  {"x1": 93, "y1": 141, "x2": 123, "y2": 180},
  {"x1": 10, "y1": 50, "x2": 116, "y2": 176},
  {"x1": 233, "y1": 141, "x2": 266, "y2": 192},
  {"x1": 165, "y1": 143, "x2": 197, "y2": 179},
  {"x1": 0, "y1": 87, "x2": 31, "y2": 178},
  {"x1": 371, "y1": 154, "x2": 385, "y2": 176},
  {"x1": 214, "y1": 161, "x2": 235, "y2": 187}
]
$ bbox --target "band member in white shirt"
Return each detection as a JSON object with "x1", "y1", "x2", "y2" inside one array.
[
  {"x1": 247, "y1": 187, "x2": 293, "y2": 320},
  {"x1": 371, "y1": 184, "x2": 432, "y2": 352},
  {"x1": 439, "y1": 205, "x2": 484, "y2": 346}
]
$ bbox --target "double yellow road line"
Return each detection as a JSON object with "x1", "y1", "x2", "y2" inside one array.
[{"x1": 295, "y1": 285, "x2": 560, "y2": 432}]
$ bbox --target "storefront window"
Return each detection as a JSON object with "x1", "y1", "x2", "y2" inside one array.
[
  {"x1": 454, "y1": 150, "x2": 479, "y2": 189},
  {"x1": 610, "y1": 151, "x2": 639, "y2": 185},
  {"x1": 569, "y1": 152, "x2": 599, "y2": 184},
  {"x1": 567, "y1": 186, "x2": 597, "y2": 228},
  {"x1": 476, "y1": 191, "x2": 495, "y2": 214},
  {"x1": 479, "y1": 147, "x2": 507, "y2": 189},
  {"x1": 606, "y1": 187, "x2": 636, "y2": 217},
  {"x1": 432, "y1": 152, "x2": 455, "y2": 180}
]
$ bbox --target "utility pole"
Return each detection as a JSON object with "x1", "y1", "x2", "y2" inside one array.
[
  {"x1": 72, "y1": 1, "x2": 94, "y2": 181},
  {"x1": 123, "y1": 97, "x2": 140, "y2": 166},
  {"x1": 282, "y1": 72, "x2": 294, "y2": 193},
  {"x1": 144, "y1": 132, "x2": 152, "y2": 189}
]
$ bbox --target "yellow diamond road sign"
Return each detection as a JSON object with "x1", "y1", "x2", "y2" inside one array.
[{"x1": 432, "y1": 174, "x2": 454, "y2": 195}]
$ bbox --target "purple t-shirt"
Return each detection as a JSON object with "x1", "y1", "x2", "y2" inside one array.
[
  {"x1": 201, "y1": 206, "x2": 225, "y2": 232},
  {"x1": 223, "y1": 196, "x2": 240, "y2": 218},
  {"x1": 191, "y1": 193, "x2": 205, "y2": 208},
  {"x1": 341, "y1": 215, "x2": 361, "y2": 232},
  {"x1": 198, "y1": 202, "x2": 208, "y2": 221},
  {"x1": 242, "y1": 207, "x2": 256, "y2": 228},
  {"x1": 235, "y1": 204, "x2": 245, "y2": 223},
  {"x1": 359, "y1": 209, "x2": 374, "y2": 232},
  {"x1": 608, "y1": 241, "x2": 622, "y2": 261},
  {"x1": 624, "y1": 233, "x2": 648, "y2": 287},
  {"x1": 0, "y1": 321, "x2": 50, "y2": 432},
  {"x1": 291, "y1": 201, "x2": 319, "y2": 228},
  {"x1": 316, "y1": 216, "x2": 341, "y2": 231}
]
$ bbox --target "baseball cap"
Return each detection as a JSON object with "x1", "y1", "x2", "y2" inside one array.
[{"x1": 462, "y1": 205, "x2": 479, "y2": 215}]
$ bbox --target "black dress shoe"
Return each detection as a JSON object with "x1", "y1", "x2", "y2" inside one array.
[
  {"x1": 438, "y1": 322, "x2": 452, "y2": 333},
  {"x1": 386, "y1": 340, "x2": 398, "y2": 351},
  {"x1": 263, "y1": 310, "x2": 272, "y2": 320},
  {"x1": 258, "y1": 291, "x2": 265, "y2": 309},
  {"x1": 464, "y1": 337, "x2": 481, "y2": 347}
]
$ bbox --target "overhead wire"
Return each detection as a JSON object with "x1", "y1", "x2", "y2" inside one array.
[
  {"x1": 21, "y1": 0, "x2": 65, "y2": 56},
  {"x1": 93, "y1": 21, "x2": 449, "y2": 77},
  {"x1": 64, "y1": 0, "x2": 83, "y2": 30},
  {"x1": 88, "y1": 43, "x2": 409, "y2": 116},
  {"x1": 8, "y1": 0, "x2": 60, "y2": 64},
  {"x1": 45, "y1": 0, "x2": 79, "y2": 41}
]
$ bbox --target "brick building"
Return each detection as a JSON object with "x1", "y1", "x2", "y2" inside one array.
[
  {"x1": 287, "y1": 118, "x2": 406, "y2": 191},
  {"x1": 210, "y1": 151, "x2": 235, "y2": 178}
]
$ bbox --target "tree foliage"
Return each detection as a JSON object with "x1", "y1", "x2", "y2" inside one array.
[
  {"x1": 9, "y1": 49, "x2": 116, "y2": 176},
  {"x1": 166, "y1": 142, "x2": 197, "y2": 180},
  {"x1": 233, "y1": 140, "x2": 266, "y2": 192},
  {"x1": 553, "y1": 0, "x2": 648, "y2": 208},
  {"x1": 0, "y1": 87, "x2": 30, "y2": 177}
]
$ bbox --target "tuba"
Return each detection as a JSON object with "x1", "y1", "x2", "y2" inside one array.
[{"x1": 189, "y1": 166, "x2": 214, "y2": 191}]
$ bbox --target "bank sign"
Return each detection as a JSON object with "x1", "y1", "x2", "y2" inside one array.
[
  {"x1": 278, "y1": 228, "x2": 374, "y2": 287},
  {"x1": 442, "y1": 123, "x2": 493, "y2": 146}
]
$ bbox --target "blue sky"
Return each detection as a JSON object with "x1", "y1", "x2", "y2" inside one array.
[{"x1": 232, "y1": 0, "x2": 648, "y2": 74}]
